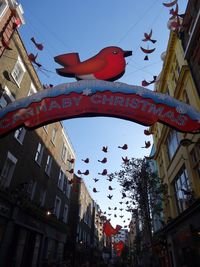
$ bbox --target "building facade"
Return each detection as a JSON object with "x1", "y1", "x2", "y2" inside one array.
[
  {"x1": 0, "y1": 1, "x2": 76, "y2": 266},
  {"x1": 151, "y1": 15, "x2": 200, "y2": 267}
]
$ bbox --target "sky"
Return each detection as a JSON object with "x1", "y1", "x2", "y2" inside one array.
[{"x1": 18, "y1": 0, "x2": 188, "y2": 227}]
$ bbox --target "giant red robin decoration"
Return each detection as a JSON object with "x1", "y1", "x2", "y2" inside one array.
[{"x1": 54, "y1": 46, "x2": 132, "y2": 81}]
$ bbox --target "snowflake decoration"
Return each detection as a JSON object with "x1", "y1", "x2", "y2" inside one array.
[
  {"x1": 176, "y1": 105, "x2": 187, "y2": 114},
  {"x1": 82, "y1": 88, "x2": 92, "y2": 96}
]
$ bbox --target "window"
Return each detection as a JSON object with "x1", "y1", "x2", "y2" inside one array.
[
  {"x1": 35, "y1": 143, "x2": 44, "y2": 165},
  {"x1": 51, "y1": 128, "x2": 57, "y2": 145},
  {"x1": 167, "y1": 130, "x2": 179, "y2": 160},
  {"x1": 43, "y1": 125, "x2": 48, "y2": 133},
  {"x1": 27, "y1": 180, "x2": 37, "y2": 200},
  {"x1": 174, "y1": 168, "x2": 192, "y2": 213},
  {"x1": 190, "y1": 144, "x2": 200, "y2": 180},
  {"x1": 28, "y1": 83, "x2": 37, "y2": 96},
  {"x1": 0, "y1": 86, "x2": 15, "y2": 108},
  {"x1": 11, "y1": 56, "x2": 26, "y2": 86},
  {"x1": 0, "y1": 151, "x2": 17, "y2": 187},
  {"x1": 63, "y1": 204, "x2": 68, "y2": 223},
  {"x1": 58, "y1": 169, "x2": 65, "y2": 191},
  {"x1": 39, "y1": 189, "x2": 46, "y2": 206},
  {"x1": 45, "y1": 155, "x2": 52, "y2": 176},
  {"x1": 0, "y1": 0, "x2": 8, "y2": 17},
  {"x1": 14, "y1": 127, "x2": 26, "y2": 144},
  {"x1": 66, "y1": 179, "x2": 71, "y2": 198},
  {"x1": 61, "y1": 143, "x2": 67, "y2": 162},
  {"x1": 54, "y1": 196, "x2": 61, "y2": 218}
]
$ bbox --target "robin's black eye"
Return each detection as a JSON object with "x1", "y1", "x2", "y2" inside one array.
[{"x1": 113, "y1": 51, "x2": 118, "y2": 54}]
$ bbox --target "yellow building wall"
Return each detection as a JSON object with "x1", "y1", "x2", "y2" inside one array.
[{"x1": 152, "y1": 31, "x2": 200, "y2": 222}]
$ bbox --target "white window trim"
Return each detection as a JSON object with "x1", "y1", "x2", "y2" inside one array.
[
  {"x1": 0, "y1": 151, "x2": 17, "y2": 187},
  {"x1": 28, "y1": 82, "x2": 37, "y2": 96},
  {"x1": 0, "y1": 0, "x2": 8, "y2": 18},
  {"x1": 58, "y1": 169, "x2": 65, "y2": 191},
  {"x1": 63, "y1": 204, "x2": 68, "y2": 223},
  {"x1": 54, "y1": 196, "x2": 61, "y2": 219},
  {"x1": 35, "y1": 143, "x2": 44, "y2": 166},
  {"x1": 45, "y1": 155, "x2": 52, "y2": 176},
  {"x1": 11, "y1": 55, "x2": 26, "y2": 87},
  {"x1": 14, "y1": 127, "x2": 26, "y2": 144}
]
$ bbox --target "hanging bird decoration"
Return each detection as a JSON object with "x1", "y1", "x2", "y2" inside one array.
[
  {"x1": 163, "y1": 0, "x2": 178, "y2": 8},
  {"x1": 82, "y1": 158, "x2": 89, "y2": 163},
  {"x1": 28, "y1": 53, "x2": 42, "y2": 67},
  {"x1": 119, "y1": 201, "x2": 123, "y2": 205},
  {"x1": 108, "y1": 207, "x2": 112, "y2": 210},
  {"x1": 125, "y1": 201, "x2": 129, "y2": 204},
  {"x1": 114, "y1": 214, "x2": 117, "y2": 218},
  {"x1": 144, "y1": 129, "x2": 154, "y2": 135},
  {"x1": 120, "y1": 208, "x2": 123, "y2": 211},
  {"x1": 67, "y1": 158, "x2": 75, "y2": 164},
  {"x1": 140, "y1": 46, "x2": 156, "y2": 60},
  {"x1": 93, "y1": 178, "x2": 99, "y2": 183},
  {"x1": 119, "y1": 215, "x2": 124, "y2": 218},
  {"x1": 122, "y1": 192, "x2": 127, "y2": 199},
  {"x1": 12, "y1": 18, "x2": 22, "y2": 29},
  {"x1": 141, "y1": 75, "x2": 157, "y2": 87},
  {"x1": 142, "y1": 141, "x2": 151, "y2": 148},
  {"x1": 169, "y1": 3, "x2": 179, "y2": 19},
  {"x1": 67, "y1": 168, "x2": 74, "y2": 174},
  {"x1": 142, "y1": 29, "x2": 157, "y2": 44},
  {"x1": 108, "y1": 213, "x2": 112, "y2": 216},
  {"x1": 107, "y1": 194, "x2": 113, "y2": 200},
  {"x1": 102, "y1": 146, "x2": 108, "y2": 153},
  {"x1": 93, "y1": 188, "x2": 99, "y2": 193},
  {"x1": 104, "y1": 211, "x2": 106, "y2": 214},
  {"x1": 98, "y1": 169, "x2": 108, "y2": 176},
  {"x1": 98, "y1": 157, "x2": 107, "y2": 163},
  {"x1": 108, "y1": 186, "x2": 115, "y2": 191},
  {"x1": 122, "y1": 156, "x2": 130, "y2": 164},
  {"x1": 77, "y1": 169, "x2": 89, "y2": 175},
  {"x1": 114, "y1": 207, "x2": 117, "y2": 210},
  {"x1": 31, "y1": 37, "x2": 44, "y2": 51},
  {"x1": 54, "y1": 46, "x2": 132, "y2": 81},
  {"x1": 118, "y1": 144, "x2": 128, "y2": 150}
]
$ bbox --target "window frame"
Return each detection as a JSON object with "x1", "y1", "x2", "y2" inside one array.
[
  {"x1": 0, "y1": 151, "x2": 17, "y2": 187},
  {"x1": 167, "y1": 130, "x2": 180, "y2": 161},
  {"x1": 35, "y1": 143, "x2": 44, "y2": 166},
  {"x1": 45, "y1": 155, "x2": 52, "y2": 176},
  {"x1": 54, "y1": 196, "x2": 61, "y2": 219},
  {"x1": 11, "y1": 56, "x2": 26, "y2": 87},
  {"x1": 14, "y1": 127, "x2": 26, "y2": 144}
]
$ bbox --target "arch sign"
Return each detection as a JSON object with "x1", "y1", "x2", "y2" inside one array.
[{"x1": 0, "y1": 80, "x2": 200, "y2": 136}]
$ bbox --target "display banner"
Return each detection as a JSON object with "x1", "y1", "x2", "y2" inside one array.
[{"x1": 0, "y1": 80, "x2": 200, "y2": 136}]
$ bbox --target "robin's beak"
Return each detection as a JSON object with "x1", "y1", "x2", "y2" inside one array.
[{"x1": 124, "y1": 50, "x2": 132, "y2": 57}]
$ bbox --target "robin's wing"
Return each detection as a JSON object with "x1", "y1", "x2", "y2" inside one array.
[{"x1": 63, "y1": 57, "x2": 107, "y2": 75}]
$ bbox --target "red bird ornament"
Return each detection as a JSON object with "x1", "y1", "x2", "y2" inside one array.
[
  {"x1": 98, "y1": 169, "x2": 108, "y2": 176},
  {"x1": 142, "y1": 29, "x2": 157, "y2": 44},
  {"x1": 93, "y1": 188, "x2": 99, "y2": 193},
  {"x1": 107, "y1": 194, "x2": 113, "y2": 200},
  {"x1": 98, "y1": 157, "x2": 107, "y2": 163},
  {"x1": 163, "y1": 0, "x2": 178, "y2": 8},
  {"x1": 118, "y1": 144, "x2": 128, "y2": 150},
  {"x1": 67, "y1": 158, "x2": 75, "y2": 164},
  {"x1": 93, "y1": 178, "x2": 99, "y2": 183},
  {"x1": 28, "y1": 53, "x2": 42, "y2": 67},
  {"x1": 140, "y1": 47, "x2": 156, "y2": 60},
  {"x1": 102, "y1": 146, "x2": 108, "y2": 153},
  {"x1": 141, "y1": 76, "x2": 157, "y2": 87},
  {"x1": 77, "y1": 169, "x2": 89, "y2": 175},
  {"x1": 82, "y1": 158, "x2": 89, "y2": 163},
  {"x1": 108, "y1": 186, "x2": 115, "y2": 191},
  {"x1": 142, "y1": 141, "x2": 151, "y2": 148},
  {"x1": 122, "y1": 156, "x2": 129, "y2": 164},
  {"x1": 31, "y1": 37, "x2": 44, "y2": 51},
  {"x1": 67, "y1": 168, "x2": 74, "y2": 174},
  {"x1": 54, "y1": 46, "x2": 132, "y2": 81}
]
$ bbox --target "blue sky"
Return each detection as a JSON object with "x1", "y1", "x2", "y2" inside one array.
[{"x1": 19, "y1": 0, "x2": 188, "y2": 226}]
